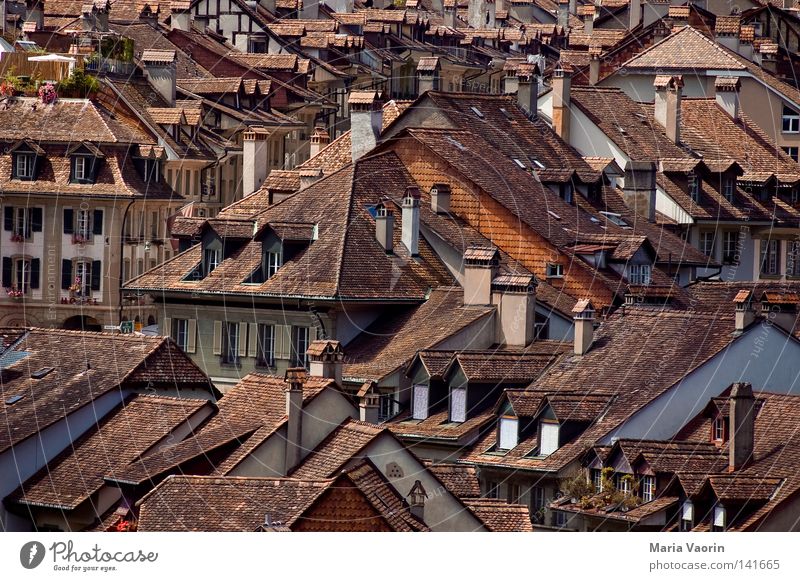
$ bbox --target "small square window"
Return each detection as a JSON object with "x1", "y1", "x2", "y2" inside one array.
[
  {"x1": 546, "y1": 263, "x2": 564, "y2": 278},
  {"x1": 14, "y1": 153, "x2": 35, "y2": 179},
  {"x1": 782, "y1": 106, "x2": 800, "y2": 133}
]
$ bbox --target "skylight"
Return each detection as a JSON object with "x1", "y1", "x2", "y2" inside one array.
[
  {"x1": 5, "y1": 395, "x2": 23, "y2": 405},
  {"x1": 30, "y1": 367, "x2": 54, "y2": 379},
  {"x1": 446, "y1": 135, "x2": 466, "y2": 151},
  {"x1": 600, "y1": 211, "x2": 630, "y2": 227},
  {"x1": 500, "y1": 108, "x2": 513, "y2": 120},
  {"x1": 513, "y1": 158, "x2": 526, "y2": 169},
  {"x1": 470, "y1": 106, "x2": 485, "y2": 119},
  {"x1": 529, "y1": 156, "x2": 546, "y2": 169},
  {"x1": 548, "y1": 210, "x2": 562, "y2": 220}
]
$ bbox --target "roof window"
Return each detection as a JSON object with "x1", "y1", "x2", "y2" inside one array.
[{"x1": 470, "y1": 106, "x2": 484, "y2": 119}]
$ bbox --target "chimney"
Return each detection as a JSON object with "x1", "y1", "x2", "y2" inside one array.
[
  {"x1": 467, "y1": 0, "x2": 494, "y2": 28},
  {"x1": 621, "y1": 161, "x2": 657, "y2": 222},
  {"x1": 715, "y1": 77, "x2": 741, "y2": 120},
  {"x1": 375, "y1": 201, "x2": 394, "y2": 253},
  {"x1": 572, "y1": 299, "x2": 595, "y2": 355},
  {"x1": 517, "y1": 70, "x2": 538, "y2": 119},
  {"x1": 759, "y1": 294, "x2": 798, "y2": 334},
  {"x1": 463, "y1": 246, "x2": 499, "y2": 305},
  {"x1": 299, "y1": 167, "x2": 324, "y2": 190},
  {"x1": 588, "y1": 46, "x2": 601, "y2": 85},
  {"x1": 738, "y1": 26, "x2": 755, "y2": 61},
  {"x1": 417, "y1": 57, "x2": 441, "y2": 96},
  {"x1": 431, "y1": 183, "x2": 451, "y2": 214},
  {"x1": 242, "y1": 128, "x2": 269, "y2": 197},
  {"x1": 82, "y1": 2, "x2": 109, "y2": 32},
  {"x1": 307, "y1": 339, "x2": 343, "y2": 386},
  {"x1": 141, "y1": 49, "x2": 178, "y2": 107},
  {"x1": 25, "y1": 0, "x2": 44, "y2": 30},
  {"x1": 284, "y1": 367, "x2": 307, "y2": 474},
  {"x1": 580, "y1": 5, "x2": 595, "y2": 35},
  {"x1": 348, "y1": 91, "x2": 383, "y2": 161},
  {"x1": 169, "y1": 1, "x2": 192, "y2": 31},
  {"x1": 728, "y1": 382, "x2": 756, "y2": 472},
  {"x1": 359, "y1": 392, "x2": 380, "y2": 423},
  {"x1": 401, "y1": 186, "x2": 421, "y2": 256},
  {"x1": 309, "y1": 124, "x2": 330, "y2": 158},
  {"x1": 504, "y1": 71, "x2": 519, "y2": 95},
  {"x1": 569, "y1": 0, "x2": 576, "y2": 14},
  {"x1": 629, "y1": 0, "x2": 642, "y2": 29},
  {"x1": 492, "y1": 274, "x2": 537, "y2": 346},
  {"x1": 443, "y1": 0, "x2": 457, "y2": 28},
  {"x1": 558, "y1": 0, "x2": 569, "y2": 30},
  {"x1": 714, "y1": 18, "x2": 740, "y2": 54},
  {"x1": 653, "y1": 75, "x2": 683, "y2": 145},
  {"x1": 407, "y1": 480, "x2": 428, "y2": 522},
  {"x1": 734, "y1": 290, "x2": 755, "y2": 332},
  {"x1": 552, "y1": 67, "x2": 571, "y2": 142}
]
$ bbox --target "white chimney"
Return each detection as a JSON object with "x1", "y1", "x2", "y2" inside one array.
[
  {"x1": 558, "y1": 0, "x2": 569, "y2": 29},
  {"x1": 307, "y1": 339, "x2": 343, "y2": 386},
  {"x1": 348, "y1": 91, "x2": 383, "y2": 161},
  {"x1": 417, "y1": 57, "x2": 441, "y2": 95},
  {"x1": 309, "y1": 124, "x2": 330, "y2": 158},
  {"x1": 463, "y1": 246, "x2": 499, "y2": 305},
  {"x1": 572, "y1": 299, "x2": 595, "y2": 355},
  {"x1": 443, "y1": 1, "x2": 458, "y2": 28},
  {"x1": 734, "y1": 289, "x2": 755, "y2": 332},
  {"x1": 141, "y1": 49, "x2": 178, "y2": 107},
  {"x1": 629, "y1": 0, "x2": 642, "y2": 29},
  {"x1": 359, "y1": 392, "x2": 380, "y2": 423},
  {"x1": 492, "y1": 274, "x2": 537, "y2": 346},
  {"x1": 581, "y1": 5, "x2": 595, "y2": 34},
  {"x1": 715, "y1": 76, "x2": 740, "y2": 120},
  {"x1": 729, "y1": 382, "x2": 756, "y2": 472},
  {"x1": 517, "y1": 70, "x2": 539, "y2": 119},
  {"x1": 375, "y1": 201, "x2": 394, "y2": 253},
  {"x1": 284, "y1": 367, "x2": 306, "y2": 474},
  {"x1": 621, "y1": 161, "x2": 657, "y2": 222},
  {"x1": 242, "y1": 127, "x2": 269, "y2": 197},
  {"x1": 589, "y1": 47, "x2": 601, "y2": 86},
  {"x1": 170, "y1": 1, "x2": 192, "y2": 31},
  {"x1": 431, "y1": 183, "x2": 451, "y2": 214},
  {"x1": 653, "y1": 75, "x2": 683, "y2": 145},
  {"x1": 401, "y1": 186, "x2": 421, "y2": 256}
]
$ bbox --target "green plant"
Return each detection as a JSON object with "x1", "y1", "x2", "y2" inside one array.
[
  {"x1": 57, "y1": 69, "x2": 100, "y2": 98},
  {"x1": 561, "y1": 471, "x2": 595, "y2": 502}
]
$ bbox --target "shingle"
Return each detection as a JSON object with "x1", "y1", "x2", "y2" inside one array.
[
  {"x1": 463, "y1": 498, "x2": 534, "y2": 531},
  {"x1": 140, "y1": 49, "x2": 177, "y2": 63},
  {"x1": 622, "y1": 26, "x2": 745, "y2": 71}
]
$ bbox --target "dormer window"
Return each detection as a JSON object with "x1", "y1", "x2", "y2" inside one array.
[
  {"x1": 616, "y1": 474, "x2": 632, "y2": 495},
  {"x1": 723, "y1": 177, "x2": 736, "y2": 202},
  {"x1": 67, "y1": 142, "x2": 104, "y2": 184},
  {"x1": 592, "y1": 469, "x2": 603, "y2": 493},
  {"x1": 143, "y1": 159, "x2": 160, "y2": 183},
  {"x1": 712, "y1": 415, "x2": 727, "y2": 442},
  {"x1": 546, "y1": 263, "x2": 564, "y2": 278},
  {"x1": 680, "y1": 500, "x2": 694, "y2": 531},
  {"x1": 539, "y1": 420, "x2": 559, "y2": 456},
  {"x1": 498, "y1": 415, "x2": 519, "y2": 450},
  {"x1": 560, "y1": 182, "x2": 574, "y2": 204},
  {"x1": 266, "y1": 250, "x2": 282, "y2": 279},
  {"x1": 412, "y1": 383, "x2": 429, "y2": 420},
  {"x1": 712, "y1": 504, "x2": 726, "y2": 531},
  {"x1": 450, "y1": 386, "x2": 466, "y2": 423},
  {"x1": 628, "y1": 264, "x2": 651, "y2": 285},
  {"x1": 204, "y1": 247, "x2": 221, "y2": 276},
  {"x1": 9, "y1": 139, "x2": 44, "y2": 181},
  {"x1": 15, "y1": 153, "x2": 35, "y2": 179},
  {"x1": 688, "y1": 172, "x2": 700, "y2": 202},
  {"x1": 641, "y1": 475, "x2": 655, "y2": 502}
]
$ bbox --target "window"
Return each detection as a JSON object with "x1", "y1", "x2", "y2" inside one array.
[
  {"x1": 712, "y1": 504, "x2": 726, "y2": 532},
  {"x1": 412, "y1": 384, "x2": 429, "y2": 420},
  {"x1": 723, "y1": 177, "x2": 736, "y2": 201},
  {"x1": 723, "y1": 231, "x2": 739, "y2": 264},
  {"x1": 782, "y1": 105, "x2": 800, "y2": 133},
  {"x1": 222, "y1": 322, "x2": 239, "y2": 365},
  {"x1": 266, "y1": 250, "x2": 282, "y2": 279},
  {"x1": 13, "y1": 208, "x2": 30, "y2": 239},
  {"x1": 530, "y1": 486, "x2": 545, "y2": 510},
  {"x1": 14, "y1": 153, "x2": 35, "y2": 179},
  {"x1": 14, "y1": 258, "x2": 31, "y2": 295},
  {"x1": 77, "y1": 210, "x2": 91, "y2": 240},
  {"x1": 700, "y1": 231, "x2": 715, "y2": 257},
  {"x1": 75, "y1": 260, "x2": 92, "y2": 297},
  {"x1": 74, "y1": 157, "x2": 87, "y2": 181},
  {"x1": 485, "y1": 481, "x2": 500, "y2": 499},
  {"x1": 628, "y1": 264, "x2": 651, "y2": 285},
  {"x1": 379, "y1": 393, "x2": 398, "y2": 421},
  {"x1": 560, "y1": 182, "x2": 574, "y2": 204},
  {"x1": 173, "y1": 319, "x2": 189, "y2": 351},
  {"x1": 688, "y1": 172, "x2": 700, "y2": 202},
  {"x1": 713, "y1": 416, "x2": 726, "y2": 442},
  {"x1": 508, "y1": 483, "x2": 521, "y2": 504},
  {"x1": 680, "y1": 500, "x2": 694, "y2": 531},
  {"x1": 783, "y1": 146, "x2": 799, "y2": 162},
  {"x1": 592, "y1": 469, "x2": 603, "y2": 493},
  {"x1": 451, "y1": 387, "x2": 466, "y2": 423},
  {"x1": 291, "y1": 326, "x2": 310, "y2": 368},
  {"x1": 546, "y1": 263, "x2": 564, "y2": 278},
  {"x1": 539, "y1": 421, "x2": 559, "y2": 456},
  {"x1": 498, "y1": 417, "x2": 519, "y2": 450},
  {"x1": 760, "y1": 239, "x2": 779, "y2": 276},
  {"x1": 555, "y1": 510, "x2": 569, "y2": 527},
  {"x1": 788, "y1": 241, "x2": 800, "y2": 277},
  {"x1": 204, "y1": 247, "x2": 221, "y2": 276},
  {"x1": 641, "y1": 475, "x2": 655, "y2": 502},
  {"x1": 617, "y1": 474, "x2": 632, "y2": 495},
  {"x1": 143, "y1": 159, "x2": 160, "y2": 183},
  {"x1": 256, "y1": 324, "x2": 275, "y2": 368}
]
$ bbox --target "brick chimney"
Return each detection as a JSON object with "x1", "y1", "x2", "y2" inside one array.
[
  {"x1": 307, "y1": 339, "x2": 343, "y2": 385},
  {"x1": 621, "y1": 161, "x2": 656, "y2": 222},
  {"x1": 359, "y1": 392, "x2": 380, "y2": 423},
  {"x1": 348, "y1": 91, "x2": 383, "y2": 161},
  {"x1": 407, "y1": 480, "x2": 428, "y2": 522},
  {"x1": 401, "y1": 186, "x2": 421, "y2": 256},
  {"x1": 141, "y1": 49, "x2": 177, "y2": 107},
  {"x1": 492, "y1": 274, "x2": 537, "y2": 346},
  {"x1": 463, "y1": 246, "x2": 499, "y2": 305},
  {"x1": 309, "y1": 124, "x2": 330, "y2": 158},
  {"x1": 169, "y1": 1, "x2": 191, "y2": 31},
  {"x1": 552, "y1": 67, "x2": 571, "y2": 142},
  {"x1": 375, "y1": 201, "x2": 394, "y2": 253},
  {"x1": 417, "y1": 57, "x2": 441, "y2": 95},
  {"x1": 572, "y1": 299, "x2": 595, "y2": 355},
  {"x1": 284, "y1": 367, "x2": 307, "y2": 474},
  {"x1": 653, "y1": 75, "x2": 683, "y2": 145},
  {"x1": 733, "y1": 289, "x2": 755, "y2": 332},
  {"x1": 431, "y1": 183, "x2": 451, "y2": 214},
  {"x1": 242, "y1": 127, "x2": 269, "y2": 197},
  {"x1": 728, "y1": 382, "x2": 756, "y2": 472},
  {"x1": 715, "y1": 77, "x2": 740, "y2": 120}
]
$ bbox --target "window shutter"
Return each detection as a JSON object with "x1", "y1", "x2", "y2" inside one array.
[
  {"x1": 540, "y1": 422, "x2": 560, "y2": 456},
  {"x1": 275, "y1": 324, "x2": 292, "y2": 359},
  {"x1": 713, "y1": 505, "x2": 726, "y2": 528},
  {"x1": 61, "y1": 259, "x2": 72, "y2": 289},
  {"x1": 93, "y1": 209, "x2": 103, "y2": 235},
  {"x1": 309, "y1": 325, "x2": 318, "y2": 341},
  {"x1": 248, "y1": 323, "x2": 258, "y2": 357},
  {"x1": 63, "y1": 208, "x2": 74, "y2": 234},
  {"x1": 451, "y1": 387, "x2": 466, "y2": 423},
  {"x1": 90, "y1": 260, "x2": 101, "y2": 291},
  {"x1": 238, "y1": 322, "x2": 248, "y2": 357},
  {"x1": 2, "y1": 257, "x2": 11, "y2": 287},
  {"x1": 30, "y1": 258, "x2": 40, "y2": 289},
  {"x1": 31, "y1": 207, "x2": 43, "y2": 232},
  {"x1": 499, "y1": 417, "x2": 519, "y2": 450},
  {"x1": 187, "y1": 319, "x2": 197, "y2": 353},
  {"x1": 3, "y1": 207, "x2": 12, "y2": 231},
  {"x1": 412, "y1": 384, "x2": 429, "y2": 420},
  {"x1": 212, "y1": 320, "x2": 223, "y2": 355},
  {"x1": 682, "y1": 501, "x2": 694, "y2": 521},
  {"x1": 163, "y1": 317, "x2": 172, "y2": 338}
]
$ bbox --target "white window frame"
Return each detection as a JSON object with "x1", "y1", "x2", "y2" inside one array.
[
  {"x1": 592, "y1": 469, "x2": 603, "y2": 493},
  {"x1": 782, "y1": 106, "x2": 800, "y2": 134},
  {"x1": 450, "y1": 387, "x2": 467, "y2": 423},
  {"x1": 701, "y1": 231, "x2": 715, "y2": 257},
  {"x1": 257, "y1": 323, "x2": 275, "y2": 368},
  {"x1": 723, "y1": 177, "x2": 736, "y2": 201},
  {"x1": 713, "y1": 416, "x2": 725, "y2": 442},
  {"x1": 15, "y1": 153, "x2": 34, "y2": 178},
  {"x1": 266, "y1": 250, "x2": 282, "y2": 279},
  {"x1": 681, "y1": 500, "x2": 694, "y2": 530},
  {"x1": 760, "y1": 239, "x2": 779, "y2": 275},
  {"x1": 617, "y1": 474, "x2": 632, "y2": 495},
  {"x1": 539, "y1": 421, "x2": 559, "y2": 456},
  {"x1": 14, "y1": 257, "x2": 31, "y2": 295},
  {"x1": 204, "y1": 247, "x2": 221, "y2": 275},
  {"x1": 77, "y1": 209, "x2": 92, "y2": 240},
  {"x1": 74, "y1": 156, "x2": 87, "y2": 181},
  {"x1": 412, "y1": 383, "x2": 429, "y2": 420},
  {"x1": 498, "y1": 416, "x2": 519, "y2": 450},
  {"x1": 292, "y1": 326, "x2": 310, "y2": 368},
  {"x1": 546, "y1": 263, "x2": 564, "y2": 278},
  {"x1": 723, "y1": 231, "x2": 739, "y2": 262},
  {"x1": 222, "y1": 322, "x2": 239, "y2": 365},
  {"x1": 641, "y1": 475, "x2": 655, "y2": 502},
  {"x1": 75, "y1": 260, "x2": 92, "y2": 297},
  {"x1": 13, "y1": 207, "x2": 29, "y2": 238},
  {"x1": 174, "y1": 318, "x2": 189, "y2": 351},
  {"x1": 628, "y1": 264, "x2": 651, "y2": 285}
]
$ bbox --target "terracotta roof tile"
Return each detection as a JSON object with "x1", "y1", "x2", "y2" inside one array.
[{"x1": 463, "y1": 498, "x2": 533, "y2": 531}]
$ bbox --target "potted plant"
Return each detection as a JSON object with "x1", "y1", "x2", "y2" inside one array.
[
  {"x1": 0, "y1": 80, "x2": 16, "y2": 98},
  {"x1": 38, "y1": 82, "x2": 57, "y2": 105},
  {"x1": 10, "y1": 233, "x2": 25, "y2": 243},
  {"x1": 72, "y1": 233, "x2": 89, "y2": 245},
  {"x1": 6, "y1": 287, "x2": 24, "y2": 301}
]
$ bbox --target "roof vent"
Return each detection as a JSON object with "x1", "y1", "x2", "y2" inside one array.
[
  {"x1": 30, "y1": 367, "x2": 54, "y2": 379},
  {"x1": 5, "y1": 395, "x2": 23, "y2": 405}
]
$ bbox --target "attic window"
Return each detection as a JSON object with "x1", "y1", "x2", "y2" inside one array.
[
  {"x1": 712, "y1": 415, "x2": 726, "y2": 442},
  {"x1": 498, "y1": 416, "x2": 518, "y2": 450},
  {"x1": 500, "y1": 107, "x2": 513, "y2": 120},
  {"x1": 529, "y1": 156, "x2": 546, "y2": 169},
  {"x1": 412, "y1": 384, "x2": 429, "y2": 420},
  {"x1": 445, "y1": 136, "x2": 466, "y2": 151},
  {"x1": 470, "y1": 106, "x2": 485, "y2": 119},
  {"x1": 4, "y1": 395, "x2": 23, "y2": 405},
  {"x1": 547, "y1": 210, "x2": 561, "y2": 220},
  {"x1": 546, "y1": 263, "x2": 564, "y2": 278},
  {"x1": 30, "y1": 367, "x2": 54, "y2": 379},
  {"x1": 599, "y1": 211, "x2": 629, "y2": 228},
  {"x1": 14, "y1": 153, "x2": 36, "y2": 180},
  {"x1": 628, "y1": 264, "x2": 651, "y2": 285},
  {"x1": 539, "y1": 420, "x2": 559, "y2": 456},
  {"x1": 513, "y1": 158, "x2": 526, "y2": 169},
  {"x1": 688, "y1": 172, "x2": 701, "y2": 202}
]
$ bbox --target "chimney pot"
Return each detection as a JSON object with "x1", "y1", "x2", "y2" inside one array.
[
  {"x1": 572, "y1": 299, "x2": 595, "y2": 355},
  {"x1": 728, "y1": 382, "x2": 756, "y2": 472},
  {"x1": 283, "y1": 367, "x2": 307, "y2": 474},
  {"x1": 359, "y1": 392, "x2": 381, "y2": 423},
  {"x1": 734, "y1": 290, "x2": 755, "y2": 332},
  {"x1": 492, "y1": 274, "x2": 537, "y2": 346},
  {"x1": 653, "y1": 75, "x2": 683, "y2": 145},
  {"x1": 552, "y1": 67, "x2": 571, "y2": 142},
  {"x1": 402, "y1": 186, "x2": 421, "y2": 256},
  {"x1": 431, "y1": 183, "x2": 451, "y2": 214},
  {"x1": 375, "y1": 202, "x2": 395, "y2": 253},
  {"x1": 309, "y1": 124, "x2": 331, "y2": 158},
  {"x1": 715, "y1": 76, "x2": 741, "y2": 120}
]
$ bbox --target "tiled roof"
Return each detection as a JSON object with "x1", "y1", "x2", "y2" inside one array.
[
  {"x1": 230, "y1": 53, "x2": 299, "y2": 71},
  {"x1": 621, "y1": 26, "x2": 745, "y2": 71},
  {"x1": 290, "y1": 419, "x2": 386, "y2": 479},
  {"x1": 177, "y1": 77, "x2": 243, "y2": 94},
  {"x1": 424, "y1": 462, "x2": 482, "y2": 498},
  {"x1": 9, "y1": 395, "x2": 209, "y2": 511},
  {"x1": 463, "y1": 498, "x2": 534, "y2": 531},
  {"x1": 449, "y1": 351, "x2": 560, "y2": 383},
  {"x1": 0, "y1": 329, "x2": 210, "y2": 455},
  {"x1": 140, "y1": 49, "x2": 176, "y2": 63}
]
